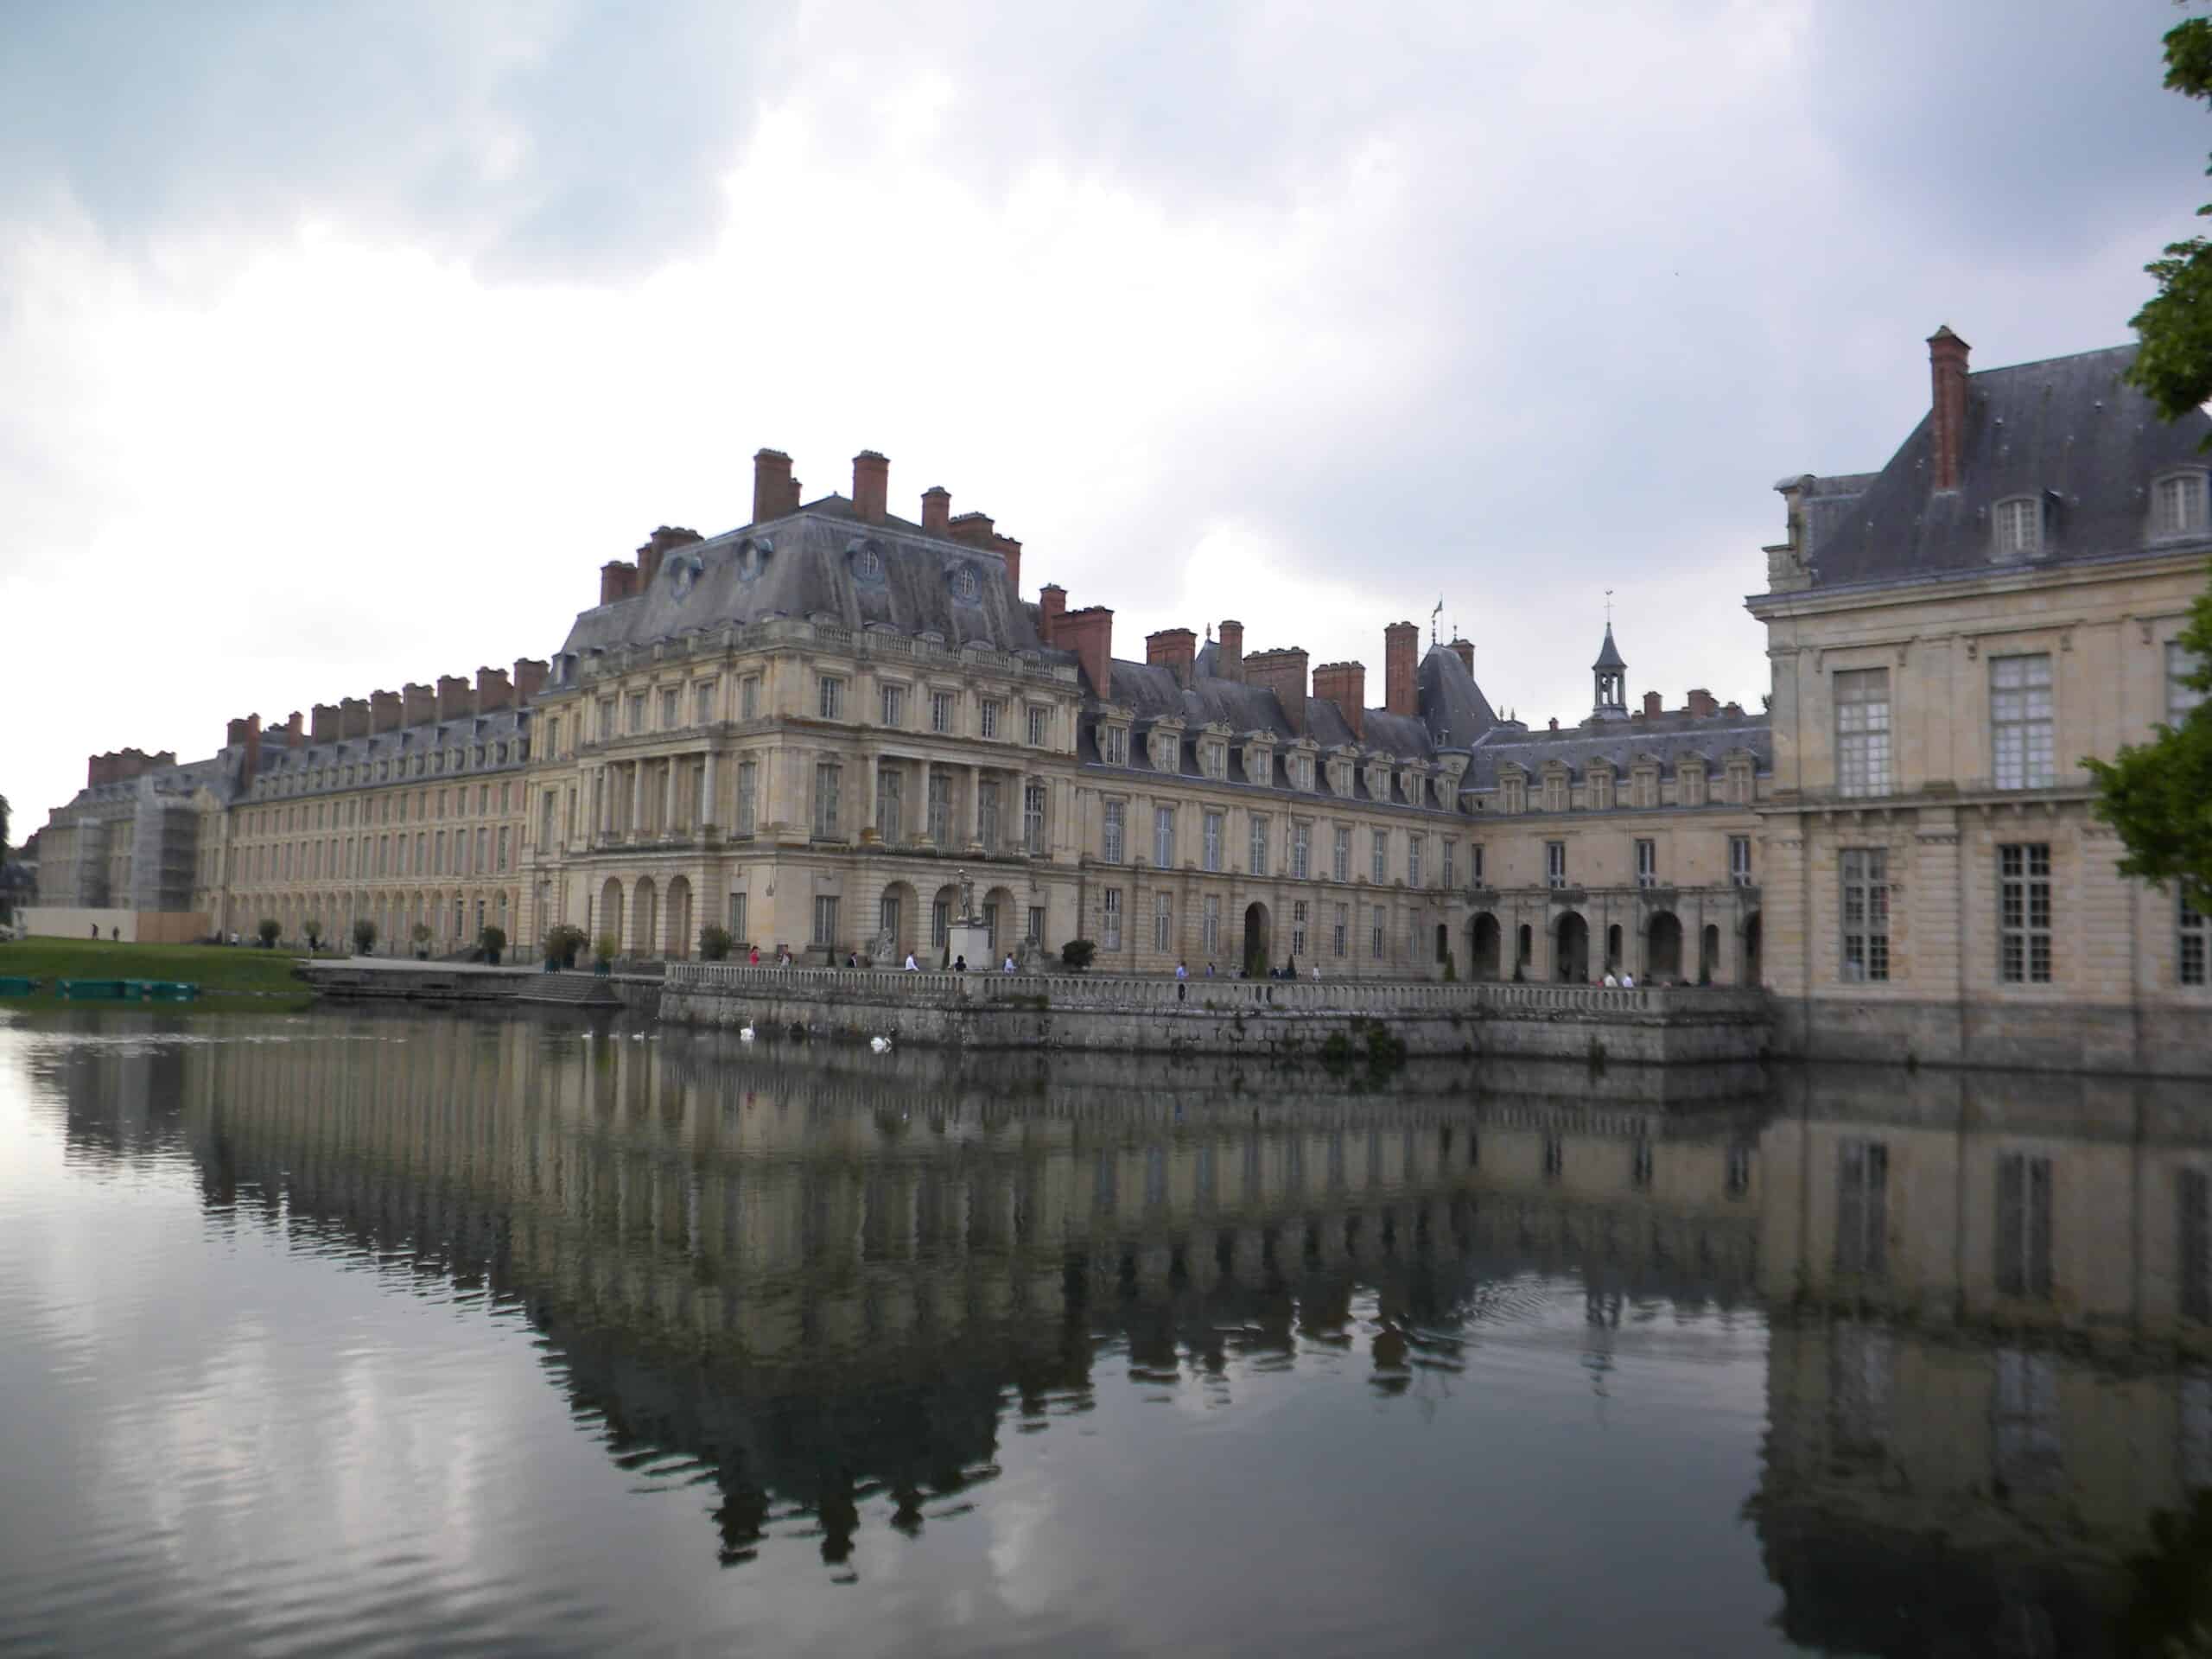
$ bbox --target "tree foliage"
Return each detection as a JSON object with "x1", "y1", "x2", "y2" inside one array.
[{"x1": 2096, "y1": 15, "x2": 2212, "y2": 901}]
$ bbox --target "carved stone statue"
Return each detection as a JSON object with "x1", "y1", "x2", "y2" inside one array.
[{"x1": 957, "y1": 868, "x2": 976, "y2": 923}]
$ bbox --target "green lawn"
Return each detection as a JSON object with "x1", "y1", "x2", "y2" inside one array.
[{"x1": 0, "y1": 938, "x2": 327, "y2": 1010}]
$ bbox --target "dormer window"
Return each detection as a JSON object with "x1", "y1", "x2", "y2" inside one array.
[
  {"x1": 2155, "y1": 473, "x2": 2207, "y2": 538},
  {"x1": 1100, "y1": 723, "x2": 1128, "y2": 766},
  {"x1": 1994, "y1": 495, "x2": 2043, "y2": 558}
]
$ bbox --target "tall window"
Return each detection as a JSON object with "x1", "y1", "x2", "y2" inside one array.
[
  {"x1": 1995, "y1": 1152, "x2": 2054, "y2": 1299},
  {"x1": 1291, "y1": 900, "x2": 1308, "y2": 958},
  {"x1": 1291, "y1": 820, "x2": 1311, "y2": 880},
  {"x1": 930, "y1": 690, "x2": 955, "y2": 734},
  {"x1": 879, "y1": 892, "x2": 900, "y2": 944},
  {"x1": 735, "y1": 760, "x2": 758, "y2": 835},
  {"x1": 1370, "y1": 909, "x2": 1386, "y2": 960},
  {"x1": 1835, "y1": 1139, "x2": 1889, "y2": 1278},
  {"x1": 1027, "y1": 705, "x2": 1050, "y2": 747},
  {"x1": 2183, "y1": 892, "x2": 2209, "y2": 988},
  {"x1": 1026, "y1": 906, "x2": 1045, "y2": 946},
  {"x1": 1332, "y1": 825, "x2": 1351, "y2": 883},
  {"x1": 1730, "y1": 836, "x2": 1753, "y2": 887},
  {"x1": 880, "y1": 684, "x2": 906, "y2": 728},
  {"x1": 1471, "y1": 844, "x2": 1484, "y2": 887},
  {"x1": 1998, "y1": 843, "x2": 2053, "y2": 984},
  {"x1": 1202, "y1": 895, "x2": 1220, "y2": 955},
  {"x1": 495, "y1": 826, "x2": 510, "y2": 871},
  {"x1": 1840, "y1": 849, "x2": 1888, "y2": 982},
  {"x1": 980, "y1": 699, "x2": 1003, "y2": 740},
  {"x1": 977, "y1": 779, "x2": 1000, "y2": 854},
  {"x1": 928, "y1": 772, "x2": 951, "y2": 846},
  {"x1": 1102, "y1": 888, "x2": 1122, "y2": 951},
  {"x1": 2172, "y1": 640, "x2": 2208, "y2": 720},
  {"x1": 1249, "y1": 814, "x2": 1269, "y2": 877},
  {"x1": 1990, "y1": 654, "x2": 2054, "y2": 789},
  {"x1": 627, "y1": 694, "x2": 645, "y2": 734},
  {"x1": 2157, "y1": 473, "x2": 2205, "y2": 537},
  {"x1": 1834, "y1": 669, "x2": 1891, "y2": 798},
  {"x1": 812, "y1": 895, "x2": 839, "y2": 947},
  {"x1": 877, "y1": 766, "x2": 903, "y2": 842},
  {"x1": 1154, "y1": 806, "x2": 1175, "y2": 868},
  {"x1": 1203, "y1": 811, "x2": 1224, "y2": 873},
  {"x1": 1442, "y1": 840, "x2": 1455, "y2": 888},
  {"x1": 740, "y1": 677, "x2": 760, "y2": 720},
  {"x1": 1407, "y1": 836, "x2": 1423, "y2": 887},
  {"x1": 1153, "y1": 893, "x2": 1173, "y2": 951},
  {"x1": 1545, "y1": 841, "x2": 1566, "y2": 890},
  {"x1": 1024, "y1": 783, "x2": 1046, "y2": 855},
  {"x1": 728, "y1": 891, "x2": 747, "y2": 941},
  {"x1": 812, "y1": 762, "x2": 842, "y2": 839},
  {"x1": 2183, "y1": 1167, "x2": 2211, "y2": 1324},
  {"x1": 1332, "y1": 904, "x2": 1348, "y2": 958},
  {"x1": 1995, "y1": 496, "x2": 2042, "y2": 557},
  {"x1": 817, "y1": 677, "x2": 844, "y2": 720},
  {"x1": 598, "y1": 697, "x2": 617, "y2": 739},
  {"x1": 931, "y1": 897, "x2": 950, "y2": 948},
  {"x1": 1370, "y1": 829, "x2": 1388, "y2": 885},
  {"x1": 1102, "y1": 801, "x2": 1125, "y2": 863},
  {"x1": 1101, "y1": 725, "x2": 1129, "y2": 766},
  {"x1": 1635, "y1": 839, "x2": 1656, "y2": 889},
  {"x1": 660, "y1": 687, "x2": 680, "y2": 728},
  {"x1": 696, "y1": 681, "x2": 717, "y2": 724}
]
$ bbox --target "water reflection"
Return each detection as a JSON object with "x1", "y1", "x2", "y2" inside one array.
[{"x1": 6, "y1": 1010, "x2": 2207, "y2": 1656}]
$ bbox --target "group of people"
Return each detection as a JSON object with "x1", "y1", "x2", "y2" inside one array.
[{"x1": 1601, "y1": 969, "x2": 1637, "y2": 988}]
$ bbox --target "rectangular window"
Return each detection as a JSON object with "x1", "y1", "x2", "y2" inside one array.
[
  {"x1": 1371, "y1": 911, "x2": 1386, "y2": 960},
  {"x1": 879, "y1": 892, "x2": 900, "y2": 944},
  {"x1": 2183, "y1": 892, "x2": 2209, "y2": 988},
  {"x1": 1332, "y1": 825, "x2": 1351, "y2": 883},
  {"x1": 1291, "y1": 899, "x2": 1308, "y2": 959},
  {"x1": 817, "y1": 677, "x2": 844, "y2": 721},
  {"x1": 928, "y1": 772, "x2": 951, "y2": 846},
  {"x1": 1471, "y1": 844, "x2": 1484, "y2": 887},
  {"x1": 661, "y1": 688, "x2": 679, "y2": 729},
  {"x1": 695, "y1": 681, "x2": 717, "y2": 725},
  {"x1": 812, "y1": 895, "x2": 839, "y2": 948},
  {"x1": 977, "y1": 779, "x2": 1000, "y2": 854},
  {"x1": 980, "y1": 699, "x2": 1002, "y2": 740},
  {"x1": 1027, "y1": 906, "x2": 1045, "y2": 945},
  {"x1": 928, "y1": 898, "x2": 949, "y2": 949},
  {"x1": 1101, "y1": 725, "x2": 1128, "y2": 766},
  {"x1": 1202, "y1": 895, "x2": 1220, "y2": 956},
  {"x1": 1545, "y1": 841, "x2": 1566, "y2": 890},
  {"x1": 1102, "y1": 888, "x2": 1122, "y2": 951},
  {"x1": 1203, "y1": 810, "x2": 1224, "y2": 874},
  {"x1": 728, "y1": 891, "x2": 747, "y2": 942},
  {"x1": 880, "y1": 683, "x2": 906, "y2": 728},
  {"x1": 813, "y1": 761, "x2": 842, "y2": 839},
  {"x1": 877, "y1": 766, "x2": 903, "y2": 842},
  {"x1": 1995, "y1": 1152, "x2": 2054, "y2": 1299},
  {"x1": 1990, "y1": 654, "x2": 2055, "y2": 790},
  {"x1": 627, "y1": 694, "x2": 645, "y2": 734},
  {"x1": 475, "y1": 828, "x2": 488, "y2": 871},
  {"x1": 1635, "y1": 839, "x2": 1656, "y2": 889},
  {"x1": 1840, "y1": 849, "x2": 1889, "y2": 982},
  {"x1": 1154, "y1": 892, "x2": 1173, "y2": 951},
  {"x1": 2183, "y1": 1167, "x2": 2210, "y2": 1323},
  {"x1": 598, "y1": 698, "x2": 617, "y2": 740},
  {"x1": 1024, "y1": 783, "x2": 1046, "y2": 855},
  {"x1": 1834, "y1": 1139, "x2": 1889, "y2": 1279},
  {"x1": 496, "y1": 826, "x2": 510, "y2": 871},
  {"x1": 1443, "y1": 841, "x2": 1456, "y2": 888},
  {"x1": 1249, "y1": 814, "x2": 1269, "y2": 877},
  {"x1": 1998, "y1": 843, "x2": 2053, "y2": 984},
  {"x1": 1154, "y1": 806, "x2": 1175, "y2": 868},
  {"x1": 740, "y1": 677, "x2": 760, "y2": 720},
  {"x1": 2158, "y1": 473, "x2": 2206, "y2": 536},
  {"x1": 1407, "y1": 836, "x2": 1422, "y2": 888},
  {"x1": 1291, "y1": 820, "x2": 1311, "y2": 880},
  {"x1": 1027, "y1": 705, "x2": 1050, "y2": 747},
  {"x1": 1996, "y1": 496, "x2": 2042, "y2": 556},
  {"x1": 735, "y1": 760, "x2": 758, "y2": 835},
  {"x1": 1103, "y1": 800, "x2": 1125, "y2": 863},
  {"x1": 1834, "y1": 668, "x2": 1891, "y2": 798},
  {"x1": 1371, "y1": 830, "x2": 1388, "y2": 885},
  {"x1": 1332, "y1": 904, "x2": 1348, "y2": 958},
  {"x1": 1730, "y1": 836, "x2": 1753, "y2": 887},
  {"x1": 2171, "y1": 640, "x2": 2207, "y2": 721}
]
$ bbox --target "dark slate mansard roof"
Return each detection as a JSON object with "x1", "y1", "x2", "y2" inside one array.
[{"x1": 1803, "y1": 342, "x2": 2212, "y2": 591}]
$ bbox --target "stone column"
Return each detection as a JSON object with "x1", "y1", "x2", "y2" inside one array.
[
  {"x1": 863, "y1": 751, "x2": 880, "y2": 843},
  {"x1": 629, "y1": 763, "x2": 643, "y2": 841},
  {"x1": 662, "y1": 757, "x2": 677, "y2": 836},
  {"x1": 702, "y1": 750, "x2": 718, "y2": 834},
  {"x1": 921, "y1": 760, "x2": 938, "y2": 849}
]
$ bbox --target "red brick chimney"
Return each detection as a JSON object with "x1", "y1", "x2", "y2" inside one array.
[
  {"x1": 1313, "y1": 662, "x2": 1367, "y2": 740},
  {"x1": 340, "y1": 698, "x2": 370, "y2": 740},
  {"x1": 283, "y1": 710, "x2": 305, "y2": 748},
  {"x1": 852, "y1": 451, "x2": 889, "y2": 524},
  {"x1": 403, "y1": 683, "x2": 435, "y2": 727},
  {"x1": 436, "y1": 675, "x2": 473, "y2": 722},
  {"x1": 753, "y1": 448, "x2": 793, "y2": 524},
  {"x1": 1643, "y1": 690, "x2": 1662, "y2": 718},
  {"x1": 1058, "y1": 606, "x2": 1114, "y2": 701},
  {"x1": 1147, "y1": 627, "x2": 1198, "y2": 690},
  {"x1": 475, "y1": 666, "x2": 513, "y2": 715},
  {"x1": 1928, "y1": 325, "x2": 1970, "y2": 493},
  {"x1": 310, "y1": 703, "x2": 340, "y2": 743},
  {"x1": 1246, "y1": 647, "x2": 1310, "y2": 735},
  {"x1": 920, "y1": 486, "x2": 951, "y2": 536},
  {"x1": 991, "y1": 533, "x2": 1022, "y2": 597},
  {"x1": 513, "y1": 658, "x2": 549, "y2": 705},
  {"x1": 949, "y1": 511, "x2": 995, "y2": 549},
  {"x1": 1384, "y1": 621, "x2": 1419, "y2": 716},
  {"x1": 1448, "y1": 638, "x2": 1474, "y2": 676},
  {"x1": 1217, "y1": 620, "x2": 1243, "y2": 683},
  {"x1": 87, "y1": 753, "x2": 109, "y2": 788},
  {"x1": 241, "y1": 716, "x2": 263, "y2": 784},
  {"x1": 600, "y1": 560, "x2": 638, "y2": 604},
  {"x1": 1039, "y1": 583, "x2": 1066, "y2": 646},
  {"x1": 370, "y1": 690, "x2": 403, "y2": 734},
  {"x1": 1687, "y1": 688, "x2": 1719, "y2": 718},
  {"x1": 226, "y1": 719, "x2": 251, "y2": 747}
]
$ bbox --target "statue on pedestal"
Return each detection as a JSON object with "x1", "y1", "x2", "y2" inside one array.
[{"x1": 957, "y1": 867, "x2": 976, "y2": 924}]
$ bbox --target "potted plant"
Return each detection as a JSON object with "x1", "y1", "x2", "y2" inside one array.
[
  {"x1": 543, "y1": 924, "x2": 586, "y2": 971},
  {"x1": 352, "y1": 918, "x2": 377, "y2": 956}
]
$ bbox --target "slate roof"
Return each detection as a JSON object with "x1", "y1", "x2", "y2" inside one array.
[
  {"x1": 557, "y1": 496, "x2": 1045, "y2": 665},
  {"x1": 1461, "y1": 711, "x2": 1771, "y2": 790},
  {"x1": 1803, "y1": 342, "x2": 2212, "y2": 590},
  {"x1": 1591, "y1": 624, "x2": 1626, "y2": 672}
]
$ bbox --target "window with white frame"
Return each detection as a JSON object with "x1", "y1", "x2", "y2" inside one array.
[
  {"x1": 1027, "y1": 906, "x2": 1045, "y2": 945},
  {"x1": 931, "y1": 897, "x2": 950, "y2": 948},
  {"x1": 1202, "y1": 894, "x2": 1220, "y2": 955},
  {"x1": 1023, "y1": 783, "x2": 1046, "y2": 855},
  {"x1": 1292, "y1": 753, "x2": 1314, "y2": 791},
  {"x1": 1291, "y1": 820, "x2": 1311, "y2": 879},
  {"x1": 1370, "y1": 829, "x2": 1388, "y2": 884},
  {"x1": 735, "y1": 760, "x2": 757, "y2": 834},
  {"x1": 740, "y1": 677, "x2": 760, "y2": 720},
  {"x1": 1204, "y1": 741, "x2": 1227, "y2": 780},
  {"x1": 977, "y1": 779, "x2": 1000, "y2": 854},
  {"x1": 1407, "y1": 835, "x2": 1422, "y2": 887},
  {"x1": 1154, "y1": 805, "x2": 1175, "y2": 868},
  {"x1": 1635, "y1": 838, "x2": 1656, "y2": 888},
  {"x1": 1027, "y1": 704, "x2": 1051, "y2": 747},
  {"x1": 1998, "y1": 842, "x2": 2053, "y2": 984},
  {"x1": 1370, "y1": 909, "x2": 1386, "y2": 959},
  {"x1": 981, "y1": 699, "x2": 1003, "y2": 740},
  {"x1": 880, "y1": 683, "x2": 906, "y2": 728},
  {"x1": 1991, "y1": 654, "x2": 2055, "y2": 790},
  {"x1": 1292, "y1": 900, "x2": 1308, "y2": 958},
  {"x1": 877, "y1": 766, "x2": 903, "y2": 841},
  {"x1": 661, "y1": 687, "x2": 680, "y2": 729},
  {"x1": 2173, "y1": 640, "x2": 2208, "y2": 720},
  {"x1": 1203, "y1": 810, "x2": 1224, "y2": 873},
  {"x1": 728, "y1": 891, "x2": 747, "y2": 941},
  {"x1": 1545, "y1": 841, "x2": 1567, "y2": 890},
  {"x1": 927, "y1": 772, "x2": 951, "y2": 845},
  {"x1": 1249, "y1": 814, "x2": 1269, "y2": 877},
  {"x1": 812, "y1": 895, "x2": 839, "y2": 947},
  {"x1": 1834, "y1": 669, "x2": 1891, "y2": 798},
  {"x1": 930, "y1": 690, "x2": 955, "y2": 734},
  {"x1": 1994, "y1": 1154, "x2": 2054, "y2": 1298},
  {"x1": 1332, "y1": 825, "x2": 1351, "y2": 882},
  {"x1": 817, "y1": 677, "x2": 845, "y2": 720},
  {"x1": 626, "y1": 694, "x2": 645, "y2": 734},
  {"x1": 695, "y1": 682, "x2": 717, "y2": 724},
  {"x1": 1153, "y1": 892, "x2": 1173, "y2": 951},
  {"x1": 1730, "y1": 836, "x2": 1752, "y2": 887},
  {"x1": 1443, "y1": 840, "x2": 1457, "y2": 888},
  {"x1": 1332, "y1": 903, "x2": 1348, "y2": 957},
  {"x1": 1995, "y1": 495, "x2": 2043, "y2": 557},
  {"x1": 1101, "y1": 724, "x2": 1129, "y2": 766},
  {"x1": 880, "y1": 891, "x2": 900, "y2": 943},
  {"x1": 2156, "y1": 473, "x2": 2206, "y2": 537},
  {"x1": 1102, "y1": 800, "x2": 1125, "y2": 863},
  {"x1": 1840, "y1": 849, "x2": 1888, "y2": 982},
  {"x1": 812, "y1": 761, "x2": 842, "y2": 839},
  {"x1": 1102, "y1": 888, "x2": 1122, "y2": 951}
]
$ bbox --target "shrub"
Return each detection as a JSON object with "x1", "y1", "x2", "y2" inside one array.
[
  {"x1": 302, "y1": 918, "x2": 323, "y2": 950},
  {"x1": 352, "y1": 918, "x2": 377, "y2": 955},
  {"x1": 594, "y1": 933, "x2": 620, "y2": 968},
  {"x1": 480, "y1": 925, "x2": 506, "y2": 964},
  {"x1": 699, "y1": 925, "x2": 733, "y2": 961},
  {"x1": 1059, "y1": 938, "x2": 1097, "y2": 972},
  {"x1": 543, "y1": 924, "x2": 587, "y2": 969},
  {"x1": 410, "y1": 922, "x2": 432, "y2": 958},
  {"x1": 257, "y1": 918, "x2": 281, "y2": 948}
]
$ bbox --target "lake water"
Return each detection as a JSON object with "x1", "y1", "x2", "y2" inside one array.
[{"x1": 1, "y1": 1008, "x2": 2204, "y2": 1656}]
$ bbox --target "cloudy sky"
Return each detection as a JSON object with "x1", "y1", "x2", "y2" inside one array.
[{"x1": 2, "y1": 0, "x2": 2202, "y2": 833}]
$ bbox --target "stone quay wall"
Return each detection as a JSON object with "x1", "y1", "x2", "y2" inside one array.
[{"x1": 658, "y1": 963, "x2": 1773, "y2": 1065}]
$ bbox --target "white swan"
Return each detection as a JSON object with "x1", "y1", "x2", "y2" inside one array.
[
  {"x1": 739, "y1": 1024, "x2": 756, "y2": 1042},
  {"x1": 870, "y1": 1035, "x2": 893, "y2": 1053}
]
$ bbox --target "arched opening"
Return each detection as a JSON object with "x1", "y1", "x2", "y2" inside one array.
[
  {"x1": 1744, "y1": 912, "x2": 1763, "y2": 987},
  {"x1": 931, "y1": 885, "x2": 959, "y2": 964},
  {"x1": 664, "y1": 876, "x2": 693, "y2": 959},
  {"x1": 1470, "y1": 914, "x2": 1502, "y2": 980},
  {"x1": 1433, "y1": 923, "x2": 1451, "y2": 968},
  {"x1": 599, "y1": 878, "x2": 625, "y2": 956},
  {"x1": 1700, "y1": 923, "x2": 1720, "y2": 985},
  {"x1": 1554, "y1": 912, "x2": 1590, "y2": 982},
  {"x1": 1605, "y1": 924, "x2": 1623, "y2": 975},
  {"x1": 878, "y1": 880, "x2": 918, "y2": 960},
  {"x1": 1242, "y1": 902, "x2": 1271, "y2": 976},
  {"x1": 1647, "y1": 911, "x2": 1683, "y2": 982},
  {"x1": 1516, "y1": 924, "x2": 1534, "y2": 978},
  {"x1": 632, "y1": 877, "x2": 659, "y2": 958}
]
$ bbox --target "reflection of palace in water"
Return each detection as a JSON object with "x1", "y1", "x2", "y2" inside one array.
[{"x1": 37, "y1": 1020, "x2": 2212, "y2": 1648}]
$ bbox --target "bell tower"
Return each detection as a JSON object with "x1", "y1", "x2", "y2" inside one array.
[{"x1": 1592, "y1": 620, "x2": 1627, "y2": 720}]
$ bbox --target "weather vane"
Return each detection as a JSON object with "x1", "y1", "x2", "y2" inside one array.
[
  {"x1": 1605, "y1": 588, "x2": 1614, "y2": 626},
  {"x1": 1430, "y1": 597, "x2": 1443, "y2": 645}
]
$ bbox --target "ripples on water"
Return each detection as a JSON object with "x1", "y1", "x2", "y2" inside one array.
[{"x1": 0, "y1": 1008, "x2": 2203, "y2": 1656}]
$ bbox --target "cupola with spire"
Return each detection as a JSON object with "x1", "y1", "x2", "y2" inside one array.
[{"x1": 1592, "y1": 620, "x2": 1628, "y2": 720}]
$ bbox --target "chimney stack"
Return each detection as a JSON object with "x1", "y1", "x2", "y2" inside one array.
[
  {"x1": 1687, "y1": 688, "x2": 1719, "y2": 718},
  {"x1": 1448, "y1": 638, "x2": 1474, "y2": 676},
  {"x1": 1928, "y1": 325, "x2": 1970, "y2": 493},
  {"x1": 283, "y1": 710, "x2": 305, "y2": 748},
  {"x1": 1643, "y1": 690, "x2": 1662, "y2": 719},
  {"x1": 311, "y1": 703, "x2": 340, "y2": 743},
  {"x1": 226, "y1": 718, "x2": 251, "y2": 747},
  {"x1": 600, "y1": 560, "x2": 638, "y2": 605},
  {"x1": 1058, "y1": 606, "x2": 1115, "y2": 702},
  {"x1": 753, "y1": 448, "x2": 793, "y2": 524},
  {"x1": 513, "y1": 658, "x2": 549, "y2": 705},
  {"x1": 436, "y1": 675, "x2": 472, "y2": 722},
  {"x1": 1146, "y1": 627, "x2": 1198, "y2": 690},
  {"x1": 1247, "y1": 648, "x2": 1311, "y2": 735},
  {"x1": 991, "y1": 533, "x2": 1022, "y2": 596},
  {"x1": 241, "y1": 715, "x2": 263, "y2": 784},
  {"x1": 852, "y1": 451, "x2": 889, "y2": 524},
  {"x1": 1217, "y1": 620, "x2": 1244, "y2": 683},
  {"x1": 403, "y1": 682, "x2": 436, "y2": 728},
  {"x1": 920, "y1": 486, "x2": 951, "y2": 536},
  {"x1": 87, "y1": 754, "x2": 109, "y2": 789},
  {"x1": 370, "y1": 690, "x2": 403, "y2": 734},
  {"x1": 1313, "y1": 662, "x2": 1367, "y2": 740},
  {"x1": 1039, "y1": 583, "x2": 1067, "y2": 646},
  {"x1": 949, "y1": 510, "x2": 995, "y2": 549},
  {"x1": 1384, "y1": 621, "x2": 1420, "y2": 716},
  {"x1": 475, "y1": 666, "x2": 513, "y2": 715},
  {"x1": 340, "y1": 697, "x2": 370, "y2": 740}
]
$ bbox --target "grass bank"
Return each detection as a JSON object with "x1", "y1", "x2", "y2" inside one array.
[{"x1": 0, "y1": 939, "x2": 326, "y2": 1012}]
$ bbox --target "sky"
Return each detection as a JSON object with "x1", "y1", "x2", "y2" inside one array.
[{"x1": 3, "y1": 0, "x2": 2205, "y2": 836}]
